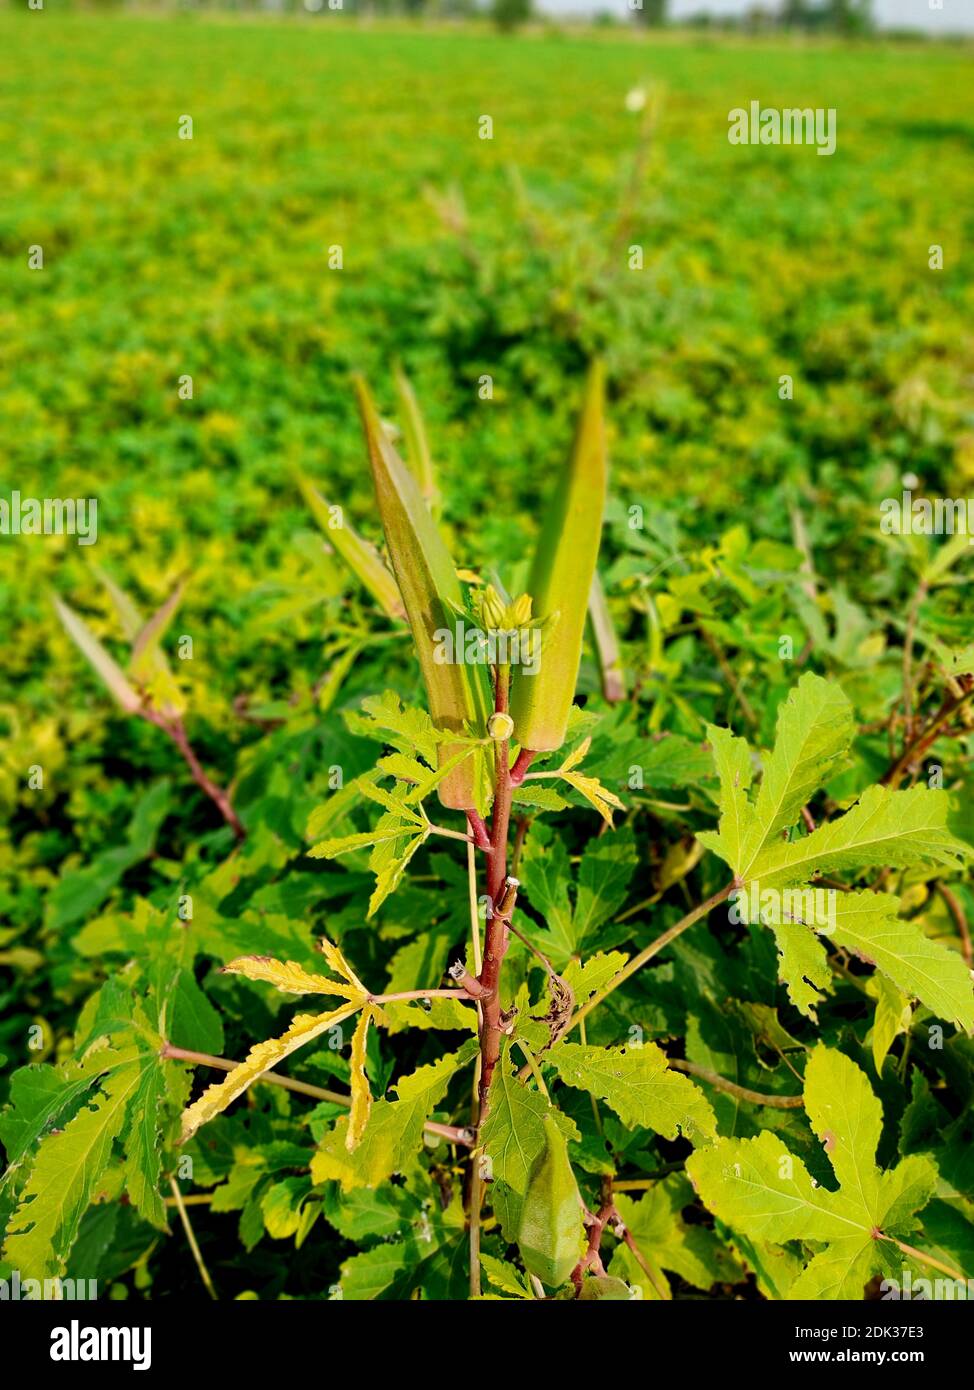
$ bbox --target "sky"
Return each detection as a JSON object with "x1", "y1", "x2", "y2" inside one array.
[{"x1": 535, "y1": 0, "x2": 974, "y2": 33}]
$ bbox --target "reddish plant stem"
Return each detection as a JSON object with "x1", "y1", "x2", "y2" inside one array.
[
  {"x1": 936, "y1": 881, "x2": 973, "y2": 969},
  {"x1": 881, "y1": 684, "x2": 974, "y2": 789},
  {"x1": 465, "y1": 810, "x2": 492, "y2": 851},
  {"x1": 511, "y1": 814, "x2": 530, "y2": 875},
  {"x1": 145, "y1": 709, "x2": 244, "y2": 839},
  {"x1": 509, "y1": 748, "x2": 536, "y2": 786},
  {"x1": 573, "y1": 1204, "x2": 610, "y2": 1287},
  {"x1": 477, "y1": 666, "x2": 515, "y2": 1112}
]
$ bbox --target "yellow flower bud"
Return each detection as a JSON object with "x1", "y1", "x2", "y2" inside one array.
[{"x1": 488, "y1": 712, "x2": 515, "y2": 741}]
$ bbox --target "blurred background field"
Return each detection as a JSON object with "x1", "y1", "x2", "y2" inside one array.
[
  {"x1": 4, "y1": 17, "x2": 972, "y2": 679},
  {"x1": 2, "y1": 9, "x2": 973, "y2": 1299},
  {"x1": 3, "y1": 10, "x2": 972, "y2": 808},
  {"x1": 3, "y1": 8, "x2": 972, "y2": 820}
]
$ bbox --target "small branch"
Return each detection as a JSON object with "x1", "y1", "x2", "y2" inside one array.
[
  {"x1": 478, "y1": 659, "x2": 517, "y2": 1112},
  {"x1": 144, "y1": 709, "x2": 244, "y2": 839},
  {"x1": 574, "y1": 1202, "x2": 610, "y2": 1285},
  {"x1": 446, "y1": 963, "x2": 492, "y2": 1000},
  {"x1": 789, "y1": 502, "x2": 818, "y2": 602},
  {"x1": 371, "y1": 986, "x2": 479, "y2": 1005},
  {"x1": 469, "y1": 1150, "x2": 484, "y2": 1299},
  {"x1": 936, "y1": 881, "x2": 973, "y2": 969},
  {"x1": 514, "y1": 1039, "x2": 550, "y2": 1101},
  {"x1": 882, "y1": 686, "x2": 974, "y2": 788},
  {"x1": 511, "y1": 814, "x2": 530, "y2": 876},
  {"x1": 700, "y1": 628, "x2": 758, "y2": 728},
  {"x1": 568, "y1": 882, "x2": 735, "y2": 1033},
  {"x1": 161, "y1": 1043, "x2": 474, "y2": 1146},
  {"x1": 667, "y1": 1058, "x2": 803, "y2": 1109},
  {"x1": 506, "y1": 917, "x2": 558, "y2": 979},
  {"x1": 609, "y1": 1207, "x2": 669, "y2": 1300},
  {"x1": 509, "y1": 748, "x2": 535, "y2": 786},
  {"x1": 901, "y1": 577, "x2": 929, "y2": 745},
  {"x1": 884, "y1": 1235, "x2": 966, "y2": 1284},
  {"x1": 613, "y1": 1168, "x2": 685, "y2": 1190},
  {"x1": 466, "y1": 810, "x2": 493, "y2": 852},
  {"x1": 467, "y1": 838, "x2": 484, "y2": 977},
  {"x1": 427, "y1": 822, "x2": 478, "y2": 846},
  {"x1": 169, "y1": 1177, "x2": 217, "y2": 1300}
]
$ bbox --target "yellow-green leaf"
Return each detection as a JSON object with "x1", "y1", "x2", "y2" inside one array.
[
  {"x1": 179, "y1": 1002, "x2": 361, "y2": 1143},
  {"x1": 130, "y1": 576, "x2": 186, "y2": 682},
  {"x1": 220, "y1": 955, "x2": 363, "y2": 1002},
  {"x1": 317, "y1": 934, "x2": 367, "y2": 995},
  {"x1": 346, "y1": 1008, "x2": 375, "y2": 1152},
  {"x1": 53, "y1": 595, "x2": 142, "y2": 715}
]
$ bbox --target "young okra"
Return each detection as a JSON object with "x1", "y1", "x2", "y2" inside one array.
[
  {"x1": 354, "y1": 375, "x2": 491, "y2": 812},
  {"x1": 509, "y1": 362, "x2": 608, "y2": 755}
]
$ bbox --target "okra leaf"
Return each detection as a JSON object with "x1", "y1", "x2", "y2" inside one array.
[
  {"x1": 547, "y1": 1040, "x2": 717, "y2": 1144},
  {"x1": 687, "y1": 1046, "x2": 941, "y2": 1300},
  {"x1": 311, "y1": 1040, "x2": 478, "y2": 1190}
]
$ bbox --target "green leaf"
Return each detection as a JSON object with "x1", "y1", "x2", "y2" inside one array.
[
  {"x1": 345, "y1": 690, "x2": 442, "y2": 767},
  {"x1": 0, "y1": 1057, "x2": 113, "y2": 1194},
  {"x1": 753, "y1": 785, "x2": 971, "y2": 889},
  {"x1": 702, "y1": 675, "x2": 974, "y2": 1026},
  {"x1": 3, "y1": 1050, "x2": 145, "y2": 1281},
  {"x1": 479, "y1": 1252, "x2": 533, "y2": 1299},
  {"x1": 687, "y1": 1046, "x2": 941, "y2": 1300},
  {"x1": 610, "y1": 1177, "x2": 741, "y2": 1298},
  {"x1": 130, "y1": 575, "x2": 186, "y2": 682},
  {"x1": 739, "y1": 674, "x2": 854, "y2": 875},
  {"x1": 124, "y1": 1053, "x2": 187, "y2": 1230},
  {"x1": 698, "y1": 724, "x2": 752, "y2": 871},
  {"x1": 519, "y1": 824, "x2": 636, "y2": 969},
  {"x1": 866, "y1": 974, "x2": 913, "y2": 1076},
  {"x1": 547, "y1": 1041, "x2": 717, "y2": 1144},
  {"x1": 311, "y1": 1041, "x2": 477, "y2": 1190},
  {"x1": 480, "y1": 1042, "x2": 579, "y2": 1194},
  {"x1": 830, "y1": 891, "x2": 972, "y2": 1032}
]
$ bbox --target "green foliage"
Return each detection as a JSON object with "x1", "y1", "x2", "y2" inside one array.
[
  {"x1": 701, "y1": 673, "x2": 973, "y2": 1026},
  {"x1": 687, "y1": 1047, "x2": 939, "y2": 1299},
  {"x1": 2, "y1": 15, "x2": 973, "y2": 1305}
]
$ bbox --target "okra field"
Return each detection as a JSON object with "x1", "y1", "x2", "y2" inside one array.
[{"x1": 2, "y1": 9, "x2": 974, "y2": 1329}]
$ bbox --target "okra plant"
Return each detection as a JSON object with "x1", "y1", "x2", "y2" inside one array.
[{"x1": 4, "y1": 370, "x2": 973, "y2": 1303}]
